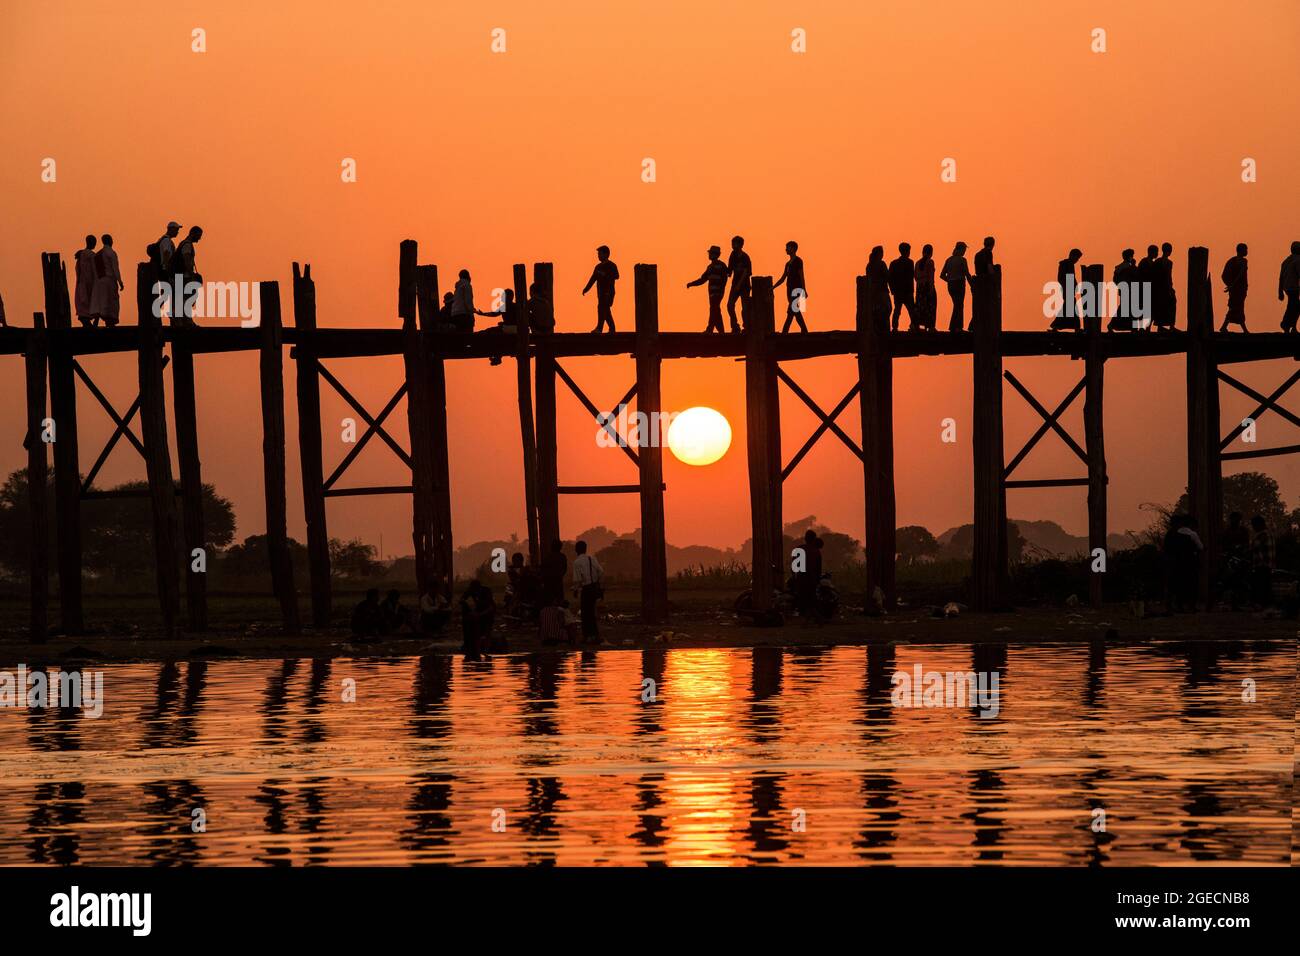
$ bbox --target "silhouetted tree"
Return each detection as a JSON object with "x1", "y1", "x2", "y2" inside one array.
[{"x1": 896, "y1": 525, "x2": 940, "y2": 564}]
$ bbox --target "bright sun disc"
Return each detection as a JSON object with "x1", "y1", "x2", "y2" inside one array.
[{"x1": 667, "y1": 406, "x2": 732, "y2": 466}]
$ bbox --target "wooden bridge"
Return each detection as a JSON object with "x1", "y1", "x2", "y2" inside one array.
[{"x1": 8, "y1": 242, "x2": 1299, "y2": 641}]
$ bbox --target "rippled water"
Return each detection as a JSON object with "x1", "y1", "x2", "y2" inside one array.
[{"x1": 0, "y1": 641, "x2": 1292, "y2": 866}]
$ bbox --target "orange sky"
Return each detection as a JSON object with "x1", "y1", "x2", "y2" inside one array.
[{"x1": 2, "y1": 0, "x2": 1298, "y2": 555}]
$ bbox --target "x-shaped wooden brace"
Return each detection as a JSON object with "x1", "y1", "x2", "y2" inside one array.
[
  {"x1": 1218, "y1": 367, "x2": 1300, "y2": 451},
  {"x1": 1002, "y1": 371, "x2": 1088, "y2": 479},
  {"x1": 73, "y1": 357, "x2": 168, "y2": 494},
  {"x1": 776, "y1": 368, "x2": 863, "y2": 480},
  {"x1": 554, "y1": 360, "x2": 640, "y2": 468},
  {"x1": 316, "y1": 362, "x2": 413, "y2": 491}
]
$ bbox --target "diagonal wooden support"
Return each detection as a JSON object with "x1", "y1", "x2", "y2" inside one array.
[
  {"x1": 781, "y1": 379, "x2": 862, "y2": 480},
  {"x1": 317, "y1": 362, "x2": 412, "y2": 470},
  {"x1": 323, "y1": 380, "x2": 410, "y2": 490},
  {"x1": 1004, "y1": 370, "x2": 1088, "y2": 469},
  {"x1": 553, "y1": 360, "x2": 640, "y2": 467},
  {"x1": 1003, "y1": 374, "x2": 1086, "y2": 478},
  {"x1": 776, "y1": 367, "x2": 863, "y2": 465},
  {"x1": 72, "y1": 358, "x2": 149, "y2": 459},
  {"x1": 1217, "y1": 367, "x2": 1300, "y2": 448}
]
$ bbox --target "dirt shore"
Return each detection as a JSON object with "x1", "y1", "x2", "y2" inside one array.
[{"x1": 1, "y1": 603, "x2": 1291, "y2": 667}]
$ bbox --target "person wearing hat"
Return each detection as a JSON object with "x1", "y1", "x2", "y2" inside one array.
[{"x1": 686, "y1": 244, "x2": 729, "y2": 332}]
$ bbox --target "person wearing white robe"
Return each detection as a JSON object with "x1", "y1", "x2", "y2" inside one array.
[{"x1": 89, "y1": 234, "x2": 123, "y2": 327}]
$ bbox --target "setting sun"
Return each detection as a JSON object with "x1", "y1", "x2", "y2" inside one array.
[{"x1": 667, "y1": 407, "x2": 732, "y2": 467}]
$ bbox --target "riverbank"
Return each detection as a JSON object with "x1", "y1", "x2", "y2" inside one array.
[{"x1": 0, "y1": 598, "x2": 1290, "y2": 666}]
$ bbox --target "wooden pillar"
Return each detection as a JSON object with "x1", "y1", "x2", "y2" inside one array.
[
  {"x1": 293, "y1": 262, "x2": 331, "y2": 627},
  {"x1": 746, "y1": 277, "x2": 777, "y2": 610},
  {"x1": 513, "y1": 263, "x2": 541, "y2": 565},
  {"x1": 401, "y1": 241, "x2": 438, "y2": 599},
  {"x1": 415, "y1": 262, "x2": 454, "y2": 594},
  {"x1": 971, "y1": 265, "x2": 1007, "y2": 611},
  {"x1": 635, "y1": 264, "x2": 669, "y2": 623},
  {"x1": 1082, "y1": 263, "x2": 1107, "y2": 609},
  {"x1": 258, "y1": 280, "x2": 301, "y2": 633},
  {"x1": 857, "y1": 272, "x2": 897, "y2": 610},
  {"x1": 1185, "y1": 246, "x2": 1219, "y2": 607},
  {"x1": 137, "y1": 262, "x2": 181, "y2": 637},
  {"x1": 41, "y1": 252, "x2": 83, "y2": 632},
  {"x1": 533, "y1": 262, "x2": 561, "y2": 550},
  {"x1": 171, "y1": 292, "x2": 208, "y2": 631},
  {"x1": 25, "y1": 314, "x2": 49, "y2": 643}
]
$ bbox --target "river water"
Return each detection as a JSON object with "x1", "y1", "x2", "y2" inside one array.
[{"x1": 0, "y1": 641, "x2": 1292, "y2": 865}]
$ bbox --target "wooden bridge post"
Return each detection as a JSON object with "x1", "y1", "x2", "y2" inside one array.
[
  {"x1": 41, "y1": 253, "x2": 83, "y2": 632},
  {"x1": 171, "y1": 289, "x2": 208, "y2": 631},
  {"x1": 746, "y1": 277, "x2": 778, "y2": 610},
  {"x1": 1082, "y1": 263, "x2": 1107, "y2": 609},
  {"x1": 25, "y1": 313, "x2": 49, "y2": 643},
  {"x1": 533, "y1": 262, "x2": 561, "y2": 551},
  {"x1": 422, "y1": 267, "x2": 454, "y2": 596},
  {"x1": 512, "y1": 263, "x2": 541, "y2": 565},
  {"x1": 258, "y1": 280, "x2": 302, "y2": 633},
  {"x1": 635, "y1": 264, "x2": 669, "y2": 623},
  {"x1": 1185, "y1": 246, "x2": 1220, "y2": 607},
  {"x1": 857, "y1": 272, "x2": 897, "y2": 610},
  {"x1": 137, "y1": 263, "x2": 181, "y2": 637},
  {"x1": 293, "y1": 262, "x2": 331, "y2": 627},
  {"x1": 401, "y1": 241, "x2": 439, "y2": 599},
  {"x1": 971, "y1": 264, "x2": 1007, "y2": 610}
]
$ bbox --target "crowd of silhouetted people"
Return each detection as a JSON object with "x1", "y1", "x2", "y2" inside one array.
[{"x1": 1163, "y1": 510, "x2": 1277, "y2": 613}]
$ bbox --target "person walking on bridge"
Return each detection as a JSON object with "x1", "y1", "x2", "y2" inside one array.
[
  {"x1": 726, "y1": 235, "x2": 752, "y2": 333},
  {"x1": 940, "y1": 242, "x2": 971, "y2": 332},
  {"x1": 887, "y1": 242, "x2": 915, "y2": 331},
  {"x1": 1220, "y1": 244, "x2": 1249, "y2": 332},
  {"x1": 687, "y1": 245, "x2": 730, "y2": 333},
  {"x1": 774, "y1": 240, "x2": 808, "y2": 333},
  {"x1": 582, "y1": 245, "x2": 619, "y2": 333},
  {"x1": 914, "y1": 244, "x2": 937, "y2": 330},
  {"x1": 1279, "y1": 241, "x2": 1300, "y2": 333}
]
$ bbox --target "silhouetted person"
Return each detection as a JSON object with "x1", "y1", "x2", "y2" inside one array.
[
  {"x1": 380, "y1": 589, "x2": 407, "y2": 634},
  {"x1": 974, "y1": 236, "x2": 996, "y2": 278},
  {"x1": 1220, "y1": 243, "x2": 1249, "y2": 332},
  {"x1": 914, "y1": 244, "x2": 937, "y2": 330},
  {"x1": 1152, "y1": 242, "x2": 1176, "y2": 330},
  {"x1": 726, "y1": 235, "x2": 752, "y2": 332},
  {"x1": 1050, "y1": 248, "x2": 1083, "y2": 331},
  {"x1": 1279, "y1": 241, "x2": 1300, "y2": 333},
  {"x1": 350, "y1": 588, "x2": 383, "y2": 638},
  {"x1": 1249, "y1": 515, "x2": 1274, "y2": 607},
  {"x1": 174, "y1": 226, "x2": 203, "y2": 328},
  {"x1": 866, "y1": 246, "x2": 892, "y2": 332},
  {"x1": 438, "y1": 291, "x2": 455, "y2": 325},
  {"x1": 540, "y1": 539, "x2": 567, "y2": 606},
  {"x1": 1163, "y1": 514, "x2": 1201, "y2": 613},
  {"x1": 74, "y1": 235, "x2": 97, "y2": 327},
  {"x1": 572, "y1": 540, "x2": 604, "y2": 644},
  {"x1": 153, "y1": 221, "x2": 180, "y2": 273},
  {"x1": 774, "y1": 240, "x2": 808, "y2": 333},
  {"x1": 450, "y1": 269, "x2": 477, "y2": 331},
  {"x1": 419, "y1": 587, "x2": 450, "y2": 633},
  {"x1": 1109, "y1": 248, "x2": 1139, "y2": 331},
  {"x1": 940, "y1": 242, "x2": 971, "y2": 331},
  {"x1": 1221, "y1": 511, "x2": 1249, "y2": 611},
  {"x1": 687, "y1": 245, "x2": 730, "y2": 333},
  {"x1": 528, "y1": 281, "x2": 555, "y2": 333},
  {"x1": 887, "y1": 242, "x2": 915, "y2": 331},
  {"x1": 459, "y1": 579, "x2": 495, "y2": 659},
  {"x1": 796, "y1": 529, "x2": 824, "y2": 623},
  {"x1": 1136, "y1": 244, "x2": 1159, "y2": 332},
  {"x1": 89, "y1": 234, "x2": 123, "y2": 328},
  {"x1": 583, "y1": 245, "x2": 619, "y2": 332},
  {"x1": 0, "y1": 289, "x2": 6, "y2": 327}
]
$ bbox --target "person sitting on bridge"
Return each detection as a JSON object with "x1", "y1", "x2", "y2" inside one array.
[
  {"x1": 774, "y1": 240, "x2": 808, "y2": 333},
  {"x1": 1049, "y1": 248, "x2": 1083, "y2": 331},
  {"x1": 528, "y1": 281, "x2": 555, "y2": 334},
  {"x1": 582, "y1": 245, "x2": 619, "y2": 333},
  {"x1": 1220, "y1": 244, "x2": 1249, "y2": 332},
  {"x1": 940, "y1": 242, "x2": 972, "y2": 332},
  {"x1": 687, "y1": 245, "x2": 730, "y2": 333},
  {"x1": 887, "y1": 243, "x2": 915, "y2": 332}
]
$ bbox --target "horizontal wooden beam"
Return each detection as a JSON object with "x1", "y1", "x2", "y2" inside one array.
[
  {"x1": 322, "y1": 484, "x2": 414, "y2": 498},
  {"x1": 1221, "y1": 443, "x2": 1300, "y2": 462},
  {"x1": 1004, "y1": 477, "x2": 1090, "y2": 489},
  {"x1": 557, "y1": 483, "x2": 663, "y2": 495}
]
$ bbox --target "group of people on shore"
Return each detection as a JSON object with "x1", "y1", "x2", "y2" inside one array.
[{"x1": 1163, "y1": 511, "x2": 1276, "y2": 612}]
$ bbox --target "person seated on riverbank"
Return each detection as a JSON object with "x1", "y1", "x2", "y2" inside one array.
[
  {"x1": 380, "y1": 589, "x2": 409, "y2": 634},
  {"x1": 505, "y1": 551, "x2": 541, "y2": 617},
  {"x1": 419, "y1": 587, "x2": 450, "y2": 633},
  {"x1": 350, "y1": 588, "x2": 384, "y2": 639}
]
